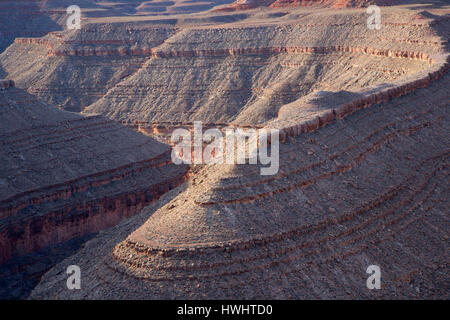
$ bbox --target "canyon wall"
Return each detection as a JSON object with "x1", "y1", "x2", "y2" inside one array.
[
  {"x1": 215, "y1": 0, "x2": 398, "y2": 11},
  {"x1": 0, "y1": 86, "x2": 189, "y2": 264},
  {"x1": 30, "y1": 65, "x2": 450, "y2": 299},
  {"x1": 1, "y1": 23, "x2": 177, "y2": 111},
  {"x1": 81, "y1": 9, "x2": 444, "y2": 125},
  {"x1": 268, "y1": 54, "x2": 449, "y2": 139},
  {"x1": 2, "y1": 8, "x2": 444, "y2": 119},
  {"x1": 0, "y1": 79, "x2": 14, "y2": 90},
  {"x1": 39, "y1": 44, "x2": 434, "y2": 61}
]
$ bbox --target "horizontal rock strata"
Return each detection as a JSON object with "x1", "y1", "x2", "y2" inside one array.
[
  {"x1": 1, "y1": 2, "x2": 446, "y2": 299},
  {"x1": 30, "y1": 65, "x2": 449, "y2": 298},
  {"x1": 0, "y1": 88, "x2": 189, "y2": 264},
  {"x1": 1, "y1": 25, "x2": 177, "y2": 112},
  {"x1": 268, "y1": 54, "x2": 449, "y2": 139},
  {"x1": 216, "y1": 0, "x2": 397, "y2": 11},
  {"x1": 16, "y1": 36, "x2": 436, "y2": 62}
]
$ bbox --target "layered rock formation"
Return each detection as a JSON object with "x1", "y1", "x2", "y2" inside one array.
[
  {"x1": 27, "y1": 2, "x2": 449, "y2": 299},
  {"x1": 0, "y1": 0, "x2": 447, "y2": 300},
  {"x1": 0, "y1": 0, "x2": 105, "y2": 53},
  {"x1": 266, "y1": 52, "x2": 448, "y2": 138},
  {"x1": 216, "y1": 0, "x2": 448, "y2": 11},
  {"x1": 215, "y1": 0, "x2": 395, "y2": 11},
  {"x1": 1, "y1": 5, "x2": 445, "y2": 120},
  {"x1": 31, "y1": 64, "x2": 449, "y2": 299},
  {"x1": 0, "y1": 0, "x2": 59, "y2": 53},
  {"x1": 0, "y1": 24, "x2": 177, "y2": 112},
  {"x1": 0, "y1": 0, "x2": 236, "y2": 52},
  {"x1": 214, "y1": 0, "x2": 276, "y2": 12},
  {"x1": 82, "y1": 8, "x2": 444, "y2": 125},
  {"x1": 0, "y1": 85, "x2": 188, "y2": 264},
  {"x1": 135, "y1": 0, "x2": 235, "y2": 15},
  {"x1": 0, "y1": 1, "x2": 236, "y2": 107},
  {"x1": 269, "y1": 0, "x2": 393, "y2": 8}
]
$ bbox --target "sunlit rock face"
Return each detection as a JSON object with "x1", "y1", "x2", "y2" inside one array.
[
  {"x1": 31, "y1": 65, "x2": 450, "y2": 299},
  {"x1": 0, "y1": 85, "x2": 188, "y2": 264},
  {"x1": 1, "y1": 3, "x2": 445, "y2": 120},
  {"x1": 215, "y1": 0, "x2": 401, "y2": 11}
]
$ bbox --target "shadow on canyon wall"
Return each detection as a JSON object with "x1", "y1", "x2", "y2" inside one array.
[
  {"x1": 0, "y1": 232, "x2": 97, "y2": 300},
  {"x1": 0, "y1": 5, "x2": 62, "y2": 55}
]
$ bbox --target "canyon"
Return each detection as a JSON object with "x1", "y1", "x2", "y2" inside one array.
[
  {"x1": 0, "y1": 0, "x2": 448, "y2": 299},
  {"x1": 0, "y1": 82, "x2": 188, "y2": 298},
  {"x1": 31, "y1": 66, "x2": 449, "y2": 298}
]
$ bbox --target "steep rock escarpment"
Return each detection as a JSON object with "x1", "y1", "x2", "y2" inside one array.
[
  {"x1": 23, "y1": 2, "x2": 450, "y2": 300},
  {"x1": 0, "y1": 0, "x2": 59, "y2": 53},
  {"x1": 269, "y1": 0, "x2": 394, "y2": 8},
  {"x1": 135, "y1": 0, "x2": 235, "y2": 15}
]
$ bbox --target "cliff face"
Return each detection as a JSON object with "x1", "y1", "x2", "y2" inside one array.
[
  {"x1": 0, "y1": 0, "x2": 58, "y2": 53},
  {"x1": 24, "y1": 2, "x2": 450, "y2": 299},
  {"x1": 135, "y1": 0, "x2": 235, "y2": 15},
  {"x1": 0, "y1": 1, "x2": 237, "y2": 53},
  {"x1": 0, "y1": 86, "x2": 188, "y2": 264},
  {"x1": 0, "y1": 1, "x2": 448, "y2": 299},
  {"x1": 269, "y1": 0, "x2": 393, "y2": 8}
]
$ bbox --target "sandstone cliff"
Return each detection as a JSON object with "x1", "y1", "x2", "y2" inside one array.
[
  {"x1": 0, "y1": 1, "x2": 447, "y2": 299},
  {"x1": 2, "y1": 5, "x2": 445, "y2": 121}
]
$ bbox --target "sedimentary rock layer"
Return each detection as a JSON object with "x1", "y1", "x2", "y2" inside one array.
[
  {"x1": 214, "y1": 0, "x2": 276, "y2": 12},
  {"x1": 0, "y1": 80, "x2": 14, "y2": 90},
  {"x1": 31, "y1": 64, "x2": 449, "y2": 298},
  {"x1": 2, "y1": 7, "x2": 444, "y2": 117},
  {"x1": 1, "y1": 2, "x2": 447, "y2": 299},
  {"x1": 0, "y1": 86, "x2": 188, "y2": 264},
  {"x1": 29, "y1": 5, "x2": 450, "y2": 297},
  {"x1": 1, "y1": 23, "x2": 177, "y2": 112},
  {"x1": 215, "y1": 0, "x2": 402, "y2": 11},
  {"x1": 0, "y1": 0, "x2": 235, "y2": 53},
  {"x1": 267, "y1": 53, "x2": 449, "y2": 139}
]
